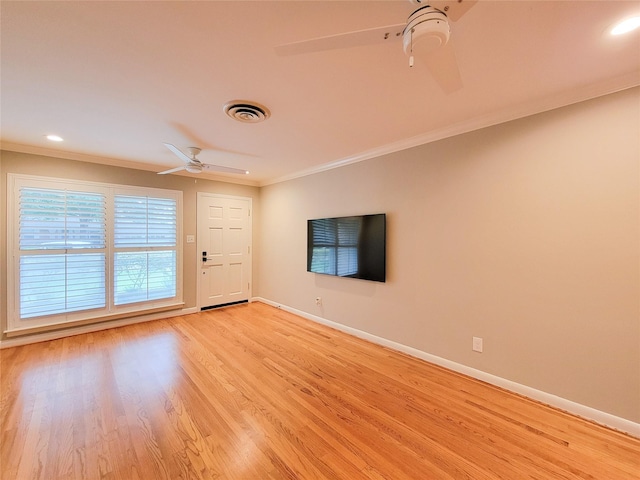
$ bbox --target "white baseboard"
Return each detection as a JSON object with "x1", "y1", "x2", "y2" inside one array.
[
  {"x1": 0, "y1": 307, "x2": 199, "y2": 349},
  {"x1": 253, "y1": 297, "x2": 640, "y2": 438}
]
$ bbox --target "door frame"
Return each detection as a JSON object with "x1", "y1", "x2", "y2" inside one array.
[{"x1": 196, "y1": 192, "x2": 253, "y2": 310}]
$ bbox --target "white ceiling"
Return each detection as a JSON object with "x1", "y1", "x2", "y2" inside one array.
[{"x1": 2, "y1": 1, "x2": 639, "y2": 186}]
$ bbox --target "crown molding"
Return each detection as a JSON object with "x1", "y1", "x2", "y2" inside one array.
[
  {"x1": 260, "y1": 72, "x2": 639, "y2": 187},
  {"x1": 2, "y1": 72, "x2": 637, "y2": 189},
  {"x1": 0, "y1": 143, "x2": 261, "y2": 187}
]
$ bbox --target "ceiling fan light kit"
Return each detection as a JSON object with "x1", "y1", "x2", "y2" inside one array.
[
  {"x1": 403, "y1": 7, "x2": 450, "y2": 58},
  {"x1": 273, "y1": 0, "x2": 475, "y2": 92}
]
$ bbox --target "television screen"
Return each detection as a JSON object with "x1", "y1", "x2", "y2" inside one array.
[{"x1": 307, "y1": 213, "x2": 386, "y2": 282}]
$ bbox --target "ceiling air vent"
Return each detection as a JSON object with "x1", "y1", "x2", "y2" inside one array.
[{"x1": 223, "y1": 101, "x2": 270, "y2": 123}]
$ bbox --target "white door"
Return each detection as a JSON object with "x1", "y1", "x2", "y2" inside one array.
[{"x1": 197, "y1": 193, "x2": 251, "y2": 309}]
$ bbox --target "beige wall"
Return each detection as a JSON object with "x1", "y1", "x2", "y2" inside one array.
[
  {"x1": 258, "y1": 87, "x2": 640, "y2": 422},
  {"x1": 0, "y1": 151, "x2": 261, "y2": 340}
]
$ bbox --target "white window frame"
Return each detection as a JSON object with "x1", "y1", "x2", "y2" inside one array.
[{"x1": 6, "y1": 174, "x2": 183, "y2": 336}]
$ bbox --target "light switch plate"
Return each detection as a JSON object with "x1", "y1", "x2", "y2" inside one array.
[{"x1": 186, "y1": 235, "x2": 195, "y2": 244}]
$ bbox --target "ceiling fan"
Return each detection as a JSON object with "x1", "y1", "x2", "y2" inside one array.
[
  {"x1": 158, "y1": 143, "x2": 249, "y2": 175},
  {"x1": 275, "y1": 0, "x2": 477, "y2": 93}
]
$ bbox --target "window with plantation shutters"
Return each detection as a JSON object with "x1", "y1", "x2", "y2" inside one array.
[
  {"x1": 114, "y1": 195, "x2": 177, "y2": 305},
  {"x1": 18, "y1": 188, "x2": 107, "y2": 318},
  {"x1": 7, "y1": 174, "x2": 183, "y2": 335}
]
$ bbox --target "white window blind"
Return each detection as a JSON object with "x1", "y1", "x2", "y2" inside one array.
[
  {"x1": 7, "y1": 175, "x2": 183, "y2": 334},
  {"x1": 18, "y1": 188, "x2": 106, "y2": 318},
  {"x1": 114, "y1": 195, "x2": 177, "y2": 305}
]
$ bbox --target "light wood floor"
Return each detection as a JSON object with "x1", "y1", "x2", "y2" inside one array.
[{"x1": 1, "y1": 302, "x2": 638, "y2": 479}]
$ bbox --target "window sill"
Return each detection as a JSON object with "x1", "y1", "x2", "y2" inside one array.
[{"x1": 4, "y1": 303, "x2": 185, "y2": 338}]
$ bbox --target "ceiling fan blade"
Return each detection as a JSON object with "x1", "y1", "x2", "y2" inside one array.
[
  {"x1": 163, "y1": 142, "x2": 192, "y2": 164},
  {"x1": 158, "y1": 165, "x2": 187, "y2": 175},
  {"x1": 420, "y1": 40, "x2": 463, "y2": 94},
  {"x1": 430, "y1": 0, "x2": 478, "y2": 22},
  {"x1": 275, "y1": 23, "x2": 405, "y2": 56},
  {"x1": 202, "y1": 164, "x2": 249, "y2": 175}
]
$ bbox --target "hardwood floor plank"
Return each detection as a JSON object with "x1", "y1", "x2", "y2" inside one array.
[{"x1": 1, "y1": 302, "x2": 639, "y2": 479}]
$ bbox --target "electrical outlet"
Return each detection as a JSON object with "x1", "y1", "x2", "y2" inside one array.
[
  {"x1": 315, "y1": 297, "x2": 322, "y2": 306},
  {"x1": 472, "y1": 336, "x2": 483, "y2": 353}
]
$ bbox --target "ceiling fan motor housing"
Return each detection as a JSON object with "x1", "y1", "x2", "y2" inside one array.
[{"x1": 403, "y1": 6, "x2": 450, "y2": 57}]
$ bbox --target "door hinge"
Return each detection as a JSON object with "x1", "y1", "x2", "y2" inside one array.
[{"x1": 248, "y1": 246, "x2": 251, "y2": 254}]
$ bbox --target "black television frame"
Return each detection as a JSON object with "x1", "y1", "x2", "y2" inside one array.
[{"x1": 307, "y1": 213, "x2": 386, "y2": 283}]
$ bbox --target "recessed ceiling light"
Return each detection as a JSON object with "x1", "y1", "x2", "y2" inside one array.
[
  {"x1": 611, "y1": 16, "x2": 640, "y2": 36},
  {"x1": 45, "y1": 134, "x2": 64, "y2": 142}
]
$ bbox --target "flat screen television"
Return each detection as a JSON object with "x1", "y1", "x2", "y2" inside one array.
[{"x1": 307, "y1": 213, "x2": 386, "y2": 282}]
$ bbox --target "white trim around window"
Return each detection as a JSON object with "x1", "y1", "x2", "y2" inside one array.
[{"x1": 6, "y1": 174, "x2": 184, "y2": 336}]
